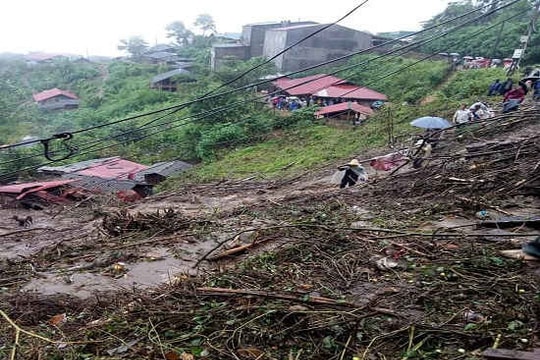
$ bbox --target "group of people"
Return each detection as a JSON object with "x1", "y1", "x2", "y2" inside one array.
[
  {"x1": 487, "y1": 76, "x2": 540, "y2": 113},
  {"x1": 452, "y1": 101, "x2": 494, "y2": 125},
  {"x1": 487, "y1": 78, "x2": 514, "y2": 96},
  {"x1": 272, "y1": 96, "x2": 306, "y2": 111}
]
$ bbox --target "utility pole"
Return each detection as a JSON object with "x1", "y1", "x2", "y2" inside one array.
[{"x1": 507, "y1": 0, "x2": 540, "y2": 76}]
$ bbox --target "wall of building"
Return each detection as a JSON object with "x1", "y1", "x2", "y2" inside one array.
[
  {"x1": 242, "y1": 21, "x2": 316, "y2": 58},
  {"x1": 262, "y1": 30, "x2": 288, "y2": 70},
  {"x1": 264, "y1": 24, "x2": 373, "y2": 72},
  {"x1": 210, "y1": 45, "x2": 250, "y2": 70},
  {"x1": 38, "y1": 95, "x2": 79, "y2": 110}
]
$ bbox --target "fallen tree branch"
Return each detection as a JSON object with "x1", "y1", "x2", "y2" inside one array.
[
  {"x1": 207, "y1": 238, "x2": 273, "y2": 261},
  {"x1": 197, "y1": 287, "x2": 367, "y2": 309},
  {"x1": 0, "y1": 228, "x2": 53, "y2": 237}
]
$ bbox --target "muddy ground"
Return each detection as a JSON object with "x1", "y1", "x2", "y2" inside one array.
[{"x1": 0, "y1": 111, "x2": 539, "y2": 359}]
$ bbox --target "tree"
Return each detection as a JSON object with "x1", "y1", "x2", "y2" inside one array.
[
  {"x1": 117, "y1": 36, "x2": 148, "y2": 59},
  {"x1": 166, "y1": 21, "x2": 193, "y2": 46},
  {"x1": 194, "y1": 14, "x2": 216, "y2": 36}
]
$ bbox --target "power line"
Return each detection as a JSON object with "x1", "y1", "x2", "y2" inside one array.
[
  {"x1": 3, "y1": 0, "x2": 508, "y2": 156},
  {"x1": 0, "y1": 0, "x2": 522, "y2": 178},
  {"x1": 0, "y1": 1, "x2": 370, "y2": 151}
]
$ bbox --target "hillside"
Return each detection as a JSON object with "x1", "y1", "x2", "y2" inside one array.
[
  {"x1": 0, "y1": 94, "x2": 539, "y2": 359},
  {"x1": 1, "y1": 12, "x2": 540, "y2": 357}
]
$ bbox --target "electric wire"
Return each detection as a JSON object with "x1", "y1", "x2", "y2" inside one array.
[
  {"x1": 0, "y1": 0, "x2": 522, "y2": 177},
  {"x1": 0, "y1": 1, "x2": 370, "y2": 151},
  {"x1": 0, "y1": 0, "x2": 524, "y2": 179},
  {"x1": 1, "y1": 0, "x2": 510, "y2": 153}
]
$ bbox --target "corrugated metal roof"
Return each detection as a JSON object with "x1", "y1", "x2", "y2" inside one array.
[
  {"x1": 315, "y1": 102, "x2": 374, "y2": 116},
  {"x1": 62, "y1": 174, "x2": 138, "y2": 193},
  {"x1": 0, "y1": 180, "x2": 76, "y2": 195},
  {"x1": 272, "y1": 23, "x2": 325, "y2": 31},
  {"x1": 38, "y1": 157, "x2": 147, "y2": 180},
  {"x1": 38, "y1": 157, "x2": 118, "y2": 175},
  {"x1": 315, "y1": 84, "x2": 387, "y2": 101},
  {"x1": 144, "y1": 51, "x2": 180, "y2": 60},
  {"x1": 134, "y1": 160, "x2": 193, "y2": 181},
  {"x1": 146, "y1": 44, "x2": 175, "y2": 53},
  {"x1": 151, "y1": 69, "x2": 191, "y2": 84},
  {"x1": 33, "y1": 88, "x2": 79, "y2": 102},
  {"x1": 273, "y1": 74, "x2": 347, "y2": 96}
]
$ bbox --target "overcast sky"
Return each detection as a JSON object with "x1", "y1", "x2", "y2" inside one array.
[{"x1": 0, "y1": 0, "x2": 450, "y2": 56}]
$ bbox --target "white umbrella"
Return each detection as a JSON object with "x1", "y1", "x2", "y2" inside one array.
[{"x1": 410, "y1": 116, "x2": 451, "y2": 129}]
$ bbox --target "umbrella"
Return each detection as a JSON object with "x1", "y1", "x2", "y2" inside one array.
[
  {"x1": 410, "y1": 116, "x2": 451, "y2": 129},
  {"x1": 463, "y1": 56, "x2": 474, "y2": 60}
]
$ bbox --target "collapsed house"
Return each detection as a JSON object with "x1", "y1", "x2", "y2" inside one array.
[
  {"x1": 0, "y1": 157, "x2": 193, "y2": 208},
  {"x1": 0, "y1": 179, "x2": 86, "y2": 209}
]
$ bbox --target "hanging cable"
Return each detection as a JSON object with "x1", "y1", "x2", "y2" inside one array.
[{"x1": 0, "y1": 0, "x2": 523, "y2": 178}]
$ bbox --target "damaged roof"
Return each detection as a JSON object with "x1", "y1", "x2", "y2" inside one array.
[
  {"x1": 0, "y1": 179, "x2": 77, "y2": 200},
  {"x1": 39, "y1": 157, "x2": 148, "y2": 180},
  {"x1": 134, "y1": 160, "x2": 193, "y2": 181}
]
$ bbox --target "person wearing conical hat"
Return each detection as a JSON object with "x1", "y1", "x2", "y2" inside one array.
[{"x1": 338, "y1": 159, "x2": 368, "y2": 188}]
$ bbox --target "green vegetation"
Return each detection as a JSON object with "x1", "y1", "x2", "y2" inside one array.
[
  {"x1": 418, "y1": 0, "x2": 539, "y2": 63},
  {"x1": 340, "y1": 54, "x2": 450, "y2": 103},
  {"x1": 0, "y1": 0, "x2": 531, "y2": 182}
]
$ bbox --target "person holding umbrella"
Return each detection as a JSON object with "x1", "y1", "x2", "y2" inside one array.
[{"x1": 410, "y1": 116, "x2": 451, "y2": 147}]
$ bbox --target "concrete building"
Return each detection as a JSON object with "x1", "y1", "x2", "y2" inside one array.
[
  {"x1": 211, "y1": 21, "x2": 373, "y2": 73},
  {"x1": 211, "y1": 21, "x2": 315, "y2": 71},
  {"x1": 263, "y1": 23, "x2": 373, "y2": 72},
  {"x1": 242, "y1": 21, "x2": 316, "y2": 58},
  {"x1": 210, "y1": 43, "x2": 251, "y2": 71}
]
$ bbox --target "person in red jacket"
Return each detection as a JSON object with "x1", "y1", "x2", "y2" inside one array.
[{"x1": 502, "y1": 81, "x2": 527, "y2": 113}]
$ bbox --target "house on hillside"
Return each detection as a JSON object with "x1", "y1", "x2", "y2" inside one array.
[
  {"x1": 25, "y1": 52, "x2": 86, "y2": 65},
  {"x1": 33, "y1": 88, "x2": 80, "y2": 110},
  {"x1": 315, "y1": 102, "x2": 373, "y2": 126},
  {"x1": 273, "y1": 74, "x2": 386, "y2": 107},
  {"x1": 134, "y1": 160, "x2": 193, "y2": 185},
  {"x1": 142, "y1": 51, "x2": 181, "y2": 65},
  {"x1": 211, "y1": 21, "x2": 373, "y2": 72},
  {"x1": 272, "y1": 73, "x2": 386, "y2": 122},
  {"x1": 150, "y1": 68, "x2": 195, "y2": 91},
  {"x1": 38, "y1": 157, "x2": 193, "y2": 199},
  {"x1": 313, "y1": 84, "x2": 387, "y2": 108},
  {"x1": 273, "y1": 74, "x2": 347, "y2": 97}
]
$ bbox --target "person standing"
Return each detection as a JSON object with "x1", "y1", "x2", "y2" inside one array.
[
  {"x1": 338, "y1": 159, "x2": 367, "y2": 188},
  {"x1": 452, "y1": 104, "x2": 471, "y2": 125}
]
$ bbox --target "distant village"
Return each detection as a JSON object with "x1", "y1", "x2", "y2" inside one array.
[{"x1": 2, "y1": 19, "x2": 397, "y2": 207}]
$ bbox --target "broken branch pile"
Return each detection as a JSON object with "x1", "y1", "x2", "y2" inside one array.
[
  {"x1": 375, "y1": 112, "x2": 540, "y2": 204},
  {"x1": 101, "y1": 208, "x2": 194, "y2": 236}
]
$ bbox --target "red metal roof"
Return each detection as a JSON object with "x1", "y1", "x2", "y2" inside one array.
[
  {"x1": 315, "y1": 102, "x2": 374, "y2": 116},
  {"x1": 273, "y1": 74, "x2": 347, "y2": 96},
  {"x1": 314, "y1": 84, "x2": 387, "y2": 101},
  {"x1": 75, "y1": 157, "x2": 148, "y2": 180},
  {"x1": 0, "y1": 180, "x2": 76, "y2": 196},
  {"x1": 33, "y1": 88, "x2": 79, "y2": 102}
]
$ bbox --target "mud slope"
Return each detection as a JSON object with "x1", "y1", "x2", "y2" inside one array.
[{"x1": 1, "y1": 108, "x2": 539, "y2": 359}]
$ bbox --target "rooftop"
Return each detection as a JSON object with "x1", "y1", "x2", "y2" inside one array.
[
  {"x1": 33, "y1": 88, "x2": 78, "y2": 102},
  {"x1": 273, "y1": 74, "x2": 348, "y2": 96},
  {"x1": 315, "y1": 102, "x2": 374, "y2": 116}
]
